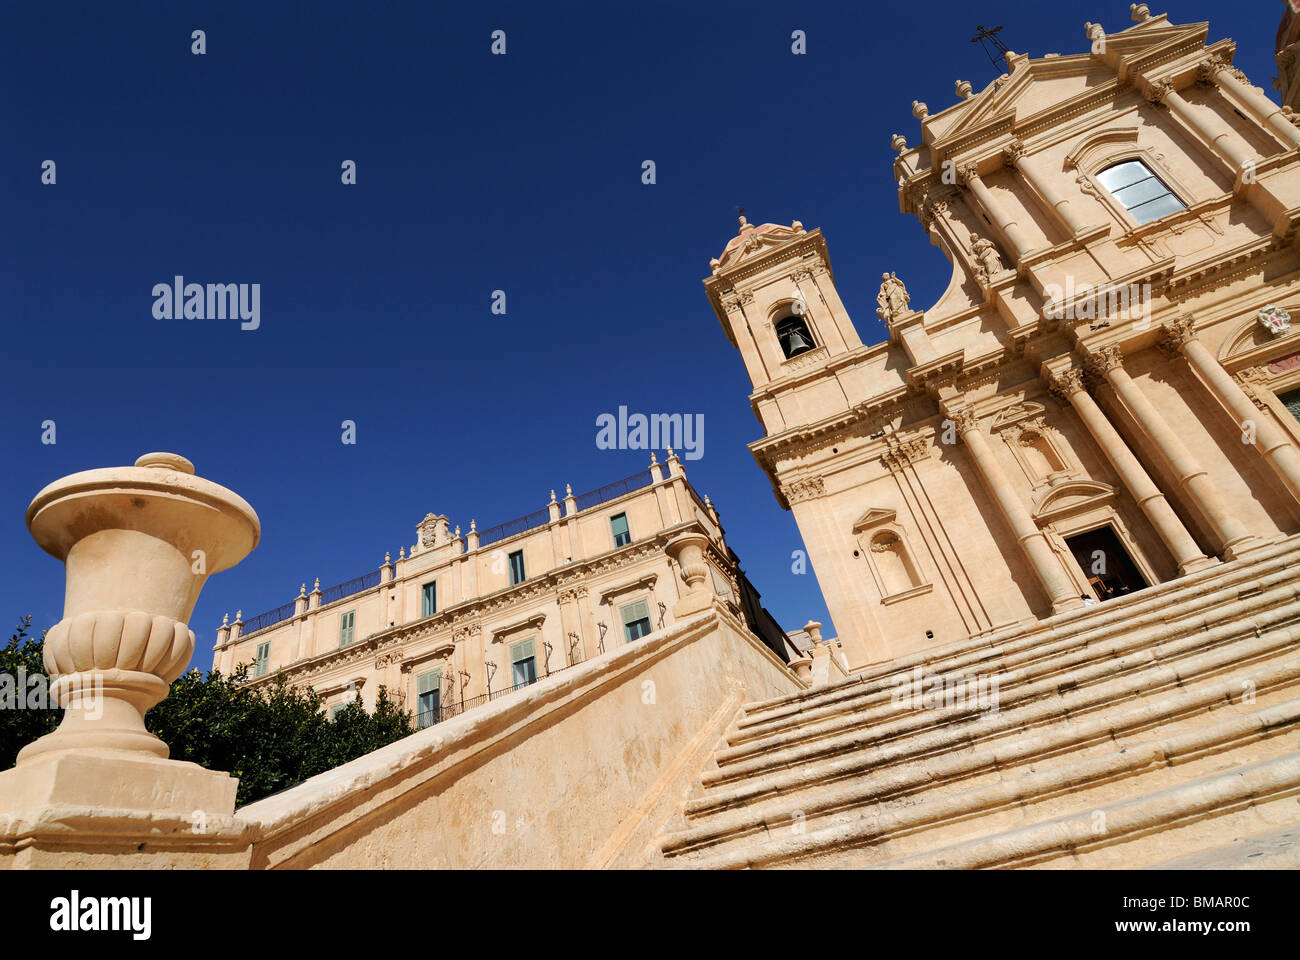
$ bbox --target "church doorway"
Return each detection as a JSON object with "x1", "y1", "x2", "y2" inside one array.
[{"x1": 1064, "y1": 526, "x2": 1148, "y2": 602}]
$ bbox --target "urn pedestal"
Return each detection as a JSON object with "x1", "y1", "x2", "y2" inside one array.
[{"x1": 0, "y1": 452, "x2": 259, "y2": 819}]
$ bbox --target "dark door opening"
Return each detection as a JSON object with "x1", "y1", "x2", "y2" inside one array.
[{"x1": 1064, "y1": 526, "x2": 1149, "y2": 602}]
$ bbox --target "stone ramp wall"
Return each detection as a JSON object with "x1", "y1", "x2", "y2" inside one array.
[{"x1": 234, "y1": 605, "x2": 800, "y2": 869}]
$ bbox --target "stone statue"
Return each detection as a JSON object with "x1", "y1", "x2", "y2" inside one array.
[
  {"x1": 876, "y1": 272, "x2": 911, "y2": 323},
  {"x1": 970, "y1": 233, "x2": 1004, "y2": 284}
]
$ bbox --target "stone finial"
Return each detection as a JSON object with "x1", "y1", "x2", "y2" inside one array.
[
  {"x1": 890, "y1": 133, "x2": 908, "y2": 154},
  {"x1": 470, "y1": 519, "x2": 477, "y2": 532},
  {"x1": 235, "y1": 609, "x2": 243, "y2": 621},
  {"x1": 549, "y1": 489, "x2": 557, "y2": 503},
  {"x1": 955, "y1": 80, "x2": 973, "y2": 100},
  {"x1": 565, "y1": 483, "x2": 573, "y2": 496},
  {"x1": 454, "y1": 525, "x2": 461, "y2": 538},
  {"x1": 649, "y1": 452, "x2": 658, "y2": 465},
  {"x1": 222, "y1": 612, "x2": 230, "y2": 626},
  {"x1": 911, "y1": 100, "x2": 929, "y2": 120},
  {"x1": 300, "y1": 583, "x2": 307, "y2": 595},
  {"x1": 737, "y1": 214, "x2": 752, "y2": 233},
  {"x1": 384, "y1": 552, "x2": 391, "y2": 564},
  {"x1": 313, "y1": 577, "x2": 321, "y2": 590},
  {"x1": 1131, "y1": 3, "x2": 1151, "y2": 22}
]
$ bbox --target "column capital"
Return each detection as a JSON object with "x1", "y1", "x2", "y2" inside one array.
[
  {"x1": 957, "y1": 163, "x2": 982, "y2": 188},
  {"x1": 1144, "y1": 78, "x2": 1174, "y2": 105},
  {"x1": 1045, "y1": 365, "x2": 1087, "y2": 403},
  {"x1": 1002, "y1": 138, "x2": 1026, "y2": 166},
  {"x1": 1160, "y1": 314, "x2": 1199, "y2": 353},
  {"x1": 1085, "y1": 344, "x2": 1125, "y2": 378},
  {"x1": 943, "y1": 404, "x2": 980, "y2": 436}
]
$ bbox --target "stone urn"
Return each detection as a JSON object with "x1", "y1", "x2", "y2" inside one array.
[
  {"x1": 18, "y1": 452, "x2": 259, "y2": 767},
  {"x1": 665, "y1": 529, "x2": 714, "y2": 617}
]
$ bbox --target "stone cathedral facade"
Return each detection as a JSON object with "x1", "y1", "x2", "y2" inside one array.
[{"x1": 706, "y1": 8, "x2": 1300, "y2": 669}]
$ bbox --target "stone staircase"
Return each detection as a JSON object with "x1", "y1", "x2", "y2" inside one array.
[{"x1": 650, "y1": 537, "x2": 1300, "y2": 869}]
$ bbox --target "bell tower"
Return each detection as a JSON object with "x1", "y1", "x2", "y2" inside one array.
[{"x1": 703, "y1": 217, "x2": 864, "y2": 397}]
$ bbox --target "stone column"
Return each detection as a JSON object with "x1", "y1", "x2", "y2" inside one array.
[
  {"x1": 0, "y1": 451, "x2": 259, "y2": 818},
  {"x1": 1146, "y1": 79, "x2": 1255, "y2": 175},
  {"x1": 1164, "y1": 316, "x2": 1300, "y2": 504},
  {"x1": 1087, "y1": 345, "x2": 1257, "y2": 557},
  {"x1": 958, "y1": 164, "x2": 1035, "y2": 261},
  {"x1": 1046, "y1": 365, "x2": 1211, "y2": 574},
  {"x1": 1199, "y1": 56, "x2": 1300, "y2": 150},
  {"x1": 1004, "y1": 139, "x2": 1090, "y2": 236},
  {"x1": 945, "y1": 405, "x2": 1082, "y2": 612}
]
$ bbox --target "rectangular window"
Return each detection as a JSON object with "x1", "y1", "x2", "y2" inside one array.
[
  {"x1": 421, "y1": 581, "x2": 437, "y2": 618},
  {"x1": 509, "y1": 638, "x2": 538, "y2": 689},
  {"x1": 508, "y1": 550, "x2": 526, "y2": 586},
  {"x1": 329, "y1": 703, "x2": 346, "y2": 720},
  {"x1": 339, "y1": 610, "x2": 356, "y2": 647},
  {"x1": 254, "y1": 641, "x2": 270, "y2": 678},
  {"x1": 621, "y1": 599, "x2": 653, "y2": 644},
  {"x1": 416, "y1": 669, "x2": 442, "y2": 729},
  {"x1": 1280, "y1": 388, "x2": 1300, "y2": 424},
  {"x1": 610, "y1": 512, "x2": 631, "y2": 548}
]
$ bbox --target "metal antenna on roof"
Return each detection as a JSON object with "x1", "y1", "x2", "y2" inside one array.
[{"x1": 971, "y1": 24, "x2": 1010, "y2": 72}]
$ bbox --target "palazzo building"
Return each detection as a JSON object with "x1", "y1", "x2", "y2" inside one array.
[
  {"x1": 706, "y1": 7, "x2": 1300, "y2": 668},
  {"x1": 211, "y1": 455, "x2": 797, "y2": 725}
]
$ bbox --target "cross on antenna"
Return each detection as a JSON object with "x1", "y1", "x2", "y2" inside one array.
[{"x1": 971, "y1": 24, "x2": 1010, "y2": 72}]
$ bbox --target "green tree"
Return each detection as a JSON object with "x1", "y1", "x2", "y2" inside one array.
[
  {"x1": 0, "y1": 617, "x2": 60, "y2": 770},
  {"x1": 2, "y1": 616, "x2": 415, "y2": 807}
]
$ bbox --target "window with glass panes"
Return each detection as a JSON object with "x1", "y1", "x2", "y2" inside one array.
[
  {"x1": 338, "y1": 610, "x2": 355, "y2": 647},
  {"x1": 421, "y1": 581, "x2": 437, "y2": 617},
  {"x1": 416, "y1": 669, "x2": 441, "y2": 729},
  {"x1": 610, "y1": 512, "x2": 631, "y2": 548},
  {"x1": 1095, "y1": 160, "x2": 1184, "y2": 224},
  {"x1": 508, "y1": 550, "x2": 526, "y2": 585},
  {"x1": 510, "y1": 638, "x2": 538, "y2": 689},
  {"x1": 621, "y1": 599, "x2": 653, "y2": 643},
  {"x1": 1279, "y1": 388, "x2": 1300, "y2": 424}
]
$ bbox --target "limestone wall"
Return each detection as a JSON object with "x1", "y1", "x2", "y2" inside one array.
[{"x1": 230, "y1": 605, "x2": 798, "y2": 869}]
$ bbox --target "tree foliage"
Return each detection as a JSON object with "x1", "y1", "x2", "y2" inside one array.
[{"x1": 2, "y1": 617, "x2": 414, "y2": 807}]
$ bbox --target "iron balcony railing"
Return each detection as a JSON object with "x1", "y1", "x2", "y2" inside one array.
[
  {"x1": 573, "y1": 468, "x2": 656, "y2": 513},
  {"x1": 242, "y1": 601, "x2": 298, "y2": 637},
  {"x1": 477, "y1": 507, "x2": 552, "y2": 548},
  {"x1": 415, "y1": 676, "x2": 542, "y2": 730},
  {"x1": 319, "y1": 570, "x2": 381, "y2": 606}
]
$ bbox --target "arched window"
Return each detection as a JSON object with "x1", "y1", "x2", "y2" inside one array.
[
  {"x1": 1096, "y1": 160, "x2": 1184, "y2": 224},
  {"x1": 775, "y1": 315, "x2": 816, "y2": 359}
]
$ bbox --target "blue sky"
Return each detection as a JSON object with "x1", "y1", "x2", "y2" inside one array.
[{"x1": 0, "y1": 1, "x2": 1283, "y2": 669}]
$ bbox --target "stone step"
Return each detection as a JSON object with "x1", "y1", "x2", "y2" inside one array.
[
  {"x1": 698, "y1": 603, "x2": 1300, "y2": 797},
  {"x1": 737, "y1": 540, "x2": 1300, "y2": 739},
  {"x1": 658, "y1": 650, "x2": 1300, "y2": 862},
  {"x1": 723, "y1": 574, "x2": 1300, "y2": 763},
  {"x1": 739, "y1": 538, "x2": 1300, "y2": 730},
  {"x1": 662, "y1": 699, "x2": 1300, "y2": 869},
  {"x1": 1145, "y1": 822, "x2": 1300, "y2": 869}
]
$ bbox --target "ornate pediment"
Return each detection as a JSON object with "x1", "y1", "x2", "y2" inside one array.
[
  {"x1": 710, "y1": 217, "x2": 807, "y2": 275},
  {"x1": 851, "y1": 507, "x2": 898, "y2": 534},
  {"x1": 1031, "y1": 480, "x2": 1115, "y2": 524}
]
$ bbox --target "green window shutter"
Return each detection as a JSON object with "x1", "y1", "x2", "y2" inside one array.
[
  {"x1": 621, "y1": 600, "x2": 650, "y2": 625},
  {"x1": 416, "y1": 668, "x2": 442, "y2": 695},
  {"x1": 339, "y1": 610, "x2": 355, "y2": 646},
  {"x1": 509, "y1": 638, "x2": 536, "y2": 664},
  {"x1": 422, "y1": 582, "x2": 437, "y2": 617},
  {"x1": 610, "y1": 513, "x2": 630, "y2": 546}
]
